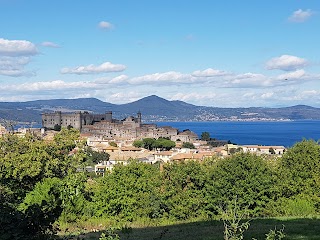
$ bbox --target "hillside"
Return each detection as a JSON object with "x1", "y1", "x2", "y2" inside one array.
[{"x1": 1, "y1": 95, "x2": 320, "y2": 124}]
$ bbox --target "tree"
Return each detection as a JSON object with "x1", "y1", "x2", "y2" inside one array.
[
  {"x1": 54, "y1": 124, "x2": 61, "y2": 131},
  {"x1": 142, "y1": 138, "x2": 156, "y2": 150},
  {"x1": 85, "y1": 147, "x2": 110, "y2": 164},
  {"x1": 271, "y1": 140, "x2": 320, "y2": 215},
  {"x1": 201, "y1": 132, "x2": 210, "y2": 141},
  {"x1": 161, "y1": 161, "x2": 207, "y2": 220},
  {"x1": 182, "y1": 142, "x2": 196, "y2": 149},
  {"x1": 205, "y1": 153, "x2": 276, "y2": 216},
  {"x1": 269, "y1": 147, "x2": 275, "y2": 154},
  {"x1": 153, "y1": 138, "x2": 176, "y2": 151},
  {"x1": 132, "y1": 140, "x2": 143, "y2": 148},
  {"x1": 90, "y1": 161, "x2": 161, "y2": 221}
]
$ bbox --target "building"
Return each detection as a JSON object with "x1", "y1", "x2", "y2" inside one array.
[
  {"x1": 42, "y1": 111, "x2": 115, "y2": 130},
  {"x1": 42, "y1": 111, "x2": 198, "y2": 142}
]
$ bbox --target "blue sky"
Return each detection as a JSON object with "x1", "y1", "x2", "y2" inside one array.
[{"x1": 0, "y1": 0, "x2": 319, "y2": 107}]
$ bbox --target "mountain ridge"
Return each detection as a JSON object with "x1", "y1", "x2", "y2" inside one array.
[{"x1": 1, "y1": 95, "x2": 320, "y2": 123}]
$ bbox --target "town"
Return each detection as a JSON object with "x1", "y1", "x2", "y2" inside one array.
[{"x1": 1, "y1": 111, "x2": 286, "y2": 175}]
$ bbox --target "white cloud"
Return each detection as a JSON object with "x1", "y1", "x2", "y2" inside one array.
[
  {"x1": 41, "y1": 41, "x2": 60, "y2": 48},
  {"x1": 277, "y1": 69, "x2": 306, "y2": 80},
  {"x1": 0, "y1": 39, "x2": 38, "y2": 77},
  {"x1": 266, "y1": 55, "x2": 308, "y2": 71},
  {"x1": 95, "y1": 75, "x2": 129, "y2": 84},
  {"x1": 61, "y1": 61, "x2": 126, "y2": 75},
  {"x1": 98, "y1": 21, "x2": 114, "y2": 30},
  {"x1": 0, "y1": 80, "x2": 97, "y2": 91},
  {"x1": 192, "y1": 68, "x2": 229, "y2": 77},
  {"x1": 225, "y1": 72, "x2": 272, "y2": 88},
  {"x1": 261, "y1": 92, "x2": 274, "y2": 99},
  {"x1": 106, "y1": 91, "x2": 143, "y2": 103},
  {"x1": 129, "y1": 71, "x2": 194, "y2": 85},
  {"x1": 0, "y1": 56, "x2": 35, "y2": 77},
  {"x1": 0, "y1": 38, "x2": 38, "y2": 56},
  {"x1": 288, "y1": 9, "x2": 314, "y2": 22}
]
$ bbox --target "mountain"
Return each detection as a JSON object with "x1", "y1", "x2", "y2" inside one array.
[{"x1": 1, "y1": 95, "x2": 320, "y2": 124}]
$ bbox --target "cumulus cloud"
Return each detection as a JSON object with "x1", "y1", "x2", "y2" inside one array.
[
  {"x1": 0, "y1": 80, "x2": 97, "y2": 92},
  {"x1": 95, "y1": 75, "x2": 129, "y2": 84},
  {"x1": 41, "y1": 41, "x2": 60, "y2": 48},
  {"x1": 106, "y1": 91, "x2": 143, "y2": 103},
  {"x1": 98, "y1": 21, "x2": 114, "y2": 30},
  {"x1": 277, "y1": 69, "x2": 306, "y2": 80},
  {"x1": 265, "y1": 55, "x2": 308, "y2": 71},
  {"x1": 0, "y1": 38, "x2": 38, "y2": 56},
  {"x1": 192, "y1": 68, "x2": 229, "y2": 77},
  {"x1": 0, "y1": 56, "x2": 35, "y2": 77},
  {"x1": 225, "y1": 72, "x2": 272, "y2": 88},
  {"x1": 288, "y1": 9, "x2": 314, "y2": 22},
  {"x1": 0, "y1": 38, "x2": 38, "y2": 77},
  {"x1": 61, "y1": 61, "x2": 126, "y2": 74},
  {"x1": 129, "y1": 71, "x2": 194, "y2": 85}
]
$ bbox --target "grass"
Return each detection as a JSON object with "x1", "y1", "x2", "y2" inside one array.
[{"x1": 59, "y1": 217, "x2": 320, "y2": 240}]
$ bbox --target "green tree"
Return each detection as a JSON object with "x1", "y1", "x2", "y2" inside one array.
[
  {"x1": 205, "y1": 153, "x2": 276, "y2": 217},
  {"x1": 142, "y1": 138, "x2": 156, "y2": 150},
  {"x1": 153, "y1": 138, "x2": 176, "y2": 151},
  {"x1": 90, "y1": 161, "x2": 162, "y2": 221},
  {"x1": 201, "y1": 132, "x2": 210, "y2": 141},
  {"x1": 85, "y1": 147, "x2": 110, "y2": 164},
  {"x1": 54, "y1": 124, "x2": 61, "y2": 131},
  {"x1": 182, "y1": 142, "x2": 196, "y2": 149},
  {"x1": 132, "y1": 139, "x2": 143, "y2": 148},
  {"x1": 161, "y1": 161, "x2": 208, "y2": 220},
  {"x1": 271, "y1": 140, "x2": 320, "y2": 215}
]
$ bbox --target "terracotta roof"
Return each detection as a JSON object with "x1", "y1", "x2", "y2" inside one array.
[{"x1": 154, "y1": 151, "x2": 173, "y2": 156}]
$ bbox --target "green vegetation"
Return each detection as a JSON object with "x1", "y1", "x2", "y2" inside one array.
[
  {"x1": 201, "y1": 131, "x2": 211, "y2": 141},
  {"x1": 0, "y1": 131, "x2": 319, "y2": 239},
  {"x1": 133, "y1": 137, "x2": 176, "y2": 150},
  {"x1": 182, "y1": 142, "x2": 196, "y2": 149}
]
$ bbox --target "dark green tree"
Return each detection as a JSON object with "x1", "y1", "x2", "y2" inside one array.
[
  {"x1": 182, "y1": 142, "x2": 196, "y2": 149},
  {"x1": 205, "y1": 153, "x2": 276, "y2": 217},
  {"x1": 53, "y1": 124, "x2": 61, "y2": 131},
  {"x1": 142, "y1": 138, "x2": 156, "y2": 150},
  {"x1": 201, "y1": 132, "x2": 210, "y2": 141},
  {"x1": 132, "y1": 140, "x2": 143, "y2": 148}
]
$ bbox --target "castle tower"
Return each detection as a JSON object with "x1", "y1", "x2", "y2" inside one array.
[
  {"x1": 137, "y1": 111, "x2": 142, "y2": 125},
  {"x1": 106, "y1": 111, "x2": 112, "y2": 122}
]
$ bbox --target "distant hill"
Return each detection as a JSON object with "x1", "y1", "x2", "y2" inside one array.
[{"x1": 1, "y1": 95, "x2": 320, "y2": 124}]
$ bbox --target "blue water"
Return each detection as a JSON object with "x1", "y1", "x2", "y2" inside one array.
[{"x1": 155, "y1": 121, "x2": 320, "y2": 147}]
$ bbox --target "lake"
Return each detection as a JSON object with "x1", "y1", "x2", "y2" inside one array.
[{"x1": 155, "y1": 120, "x2": 320, "y2": 147}]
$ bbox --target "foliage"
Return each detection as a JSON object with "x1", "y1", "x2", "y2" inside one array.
[
  {"x1": 220, "y1": 198, "x2": 250, "y2": 240},
  {"x1": 153, "y1": 137, "x2": 176, "y2": 151},
  {"x1": 85, "y1": 147, "x2": 110, "y2": 164},
  {"x1": 142, "y1": 138, "x2": 155, "y2": 150},
  {"x1": 54, "y1": 124, "x2": 61, "y2": 131},
  {"x1": 132, "y1": 140, "x2": 143, "y2": 148},
  {"x1": 182, "y1": 142, "x2": 196, "y2": 149},
  {"x1": 201, "y1": 132, "x2": 210, "y2": 141},
  {"x1": 274, "y1": 140, "x2": 320, "y2": 213},
  {"x1": 99, "y1": 227, "x2": 121, "y2": 240},
  {"x1": 205, "y1": 153, "x2": 276, "y2": 217},
  {"x1": 264, "y1": 226, "x2": 285, "y2": 240},
  {"x1": 90, "y1": 161, "x2": 162, "y2": 221},
  {"x1": 161, "y1": 161, "x2": 207, "y2": 220},
  {"x1": 139, "y1": 138, "x2": 176, "y2": 150}
]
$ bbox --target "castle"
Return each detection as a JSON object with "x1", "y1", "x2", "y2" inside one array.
[{"x1": 41, "y1": 111, "x2": 198, "y2": 142}]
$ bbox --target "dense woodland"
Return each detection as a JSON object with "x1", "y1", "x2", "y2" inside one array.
[{"x1": 0, "y1": 128, "x2": 319, "y2": 239}]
